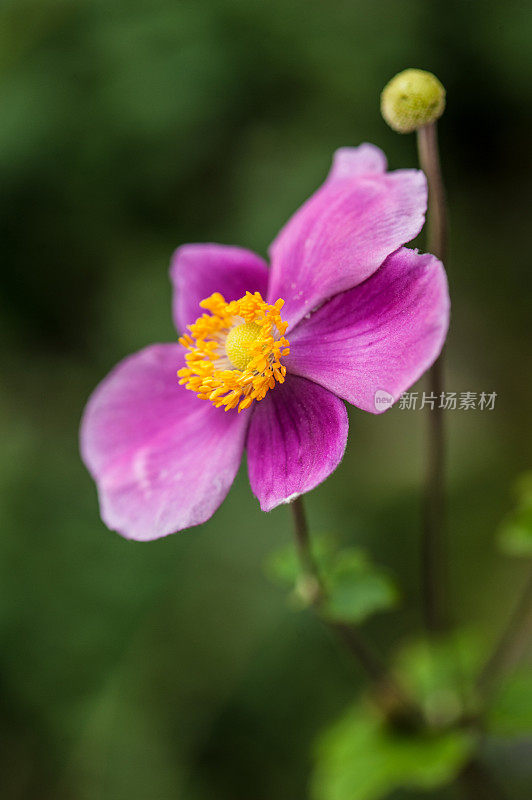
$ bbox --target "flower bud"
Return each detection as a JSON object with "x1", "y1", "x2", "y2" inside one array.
[
  {"x1": 294, "y1": 574, "x2": 321, "y2": 607},
  {"x1": 381, "y1": 69, "x2": 445, "y2": 134}
]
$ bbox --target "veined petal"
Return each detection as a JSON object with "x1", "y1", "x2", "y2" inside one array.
[
  {"x1": 170, "y1": 243, "x2": 269, "y2": 332},
  {"x1": 247, "y1": 375, "x2": 348, "y2": 512},
  {"x1": 284, "y1": 248, "x2": 449, "y2": 413},
  {"x1": 80, "y1": 344, "x2": 249, "y2": 540},
  {"x1": 267, "y1": 145, "x2": 427, "y2": 328}
]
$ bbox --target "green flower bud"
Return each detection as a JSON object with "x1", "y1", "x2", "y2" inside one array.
[{"x1": 381, "y1": 69, "x2": 446, "y2": 134}]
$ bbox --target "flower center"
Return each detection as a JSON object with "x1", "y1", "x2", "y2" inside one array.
[
  {"x1": 178, "y1": 291, "x2": 289, "y2": 412},
  {"x1": 224, "y1": 321, "x2": 263, "y2": 370}
]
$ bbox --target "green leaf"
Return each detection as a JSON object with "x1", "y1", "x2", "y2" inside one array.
[
  {"x1": 487, "y1": 670, "x2": 532, "y2": 736},
  {"x1": 264, "y1": 535, "x2": 335, "y2": 586},
  {"x1": 393, "y1": 633, "x2": 483, "y2": 726},
  {"x1": 499, "y1": 510, "x2": 532, "y2": 556},
  {"x1": 498, "y1": 472, "x2": 532, "y2": 557},
  {"x1": 312, "y1": 703, "x2": 475, "y2": 800},
  {"x1": 322, "y1": 549, "x2": 399, "y2": 624},
  {"x1": 264, "y1": 542, "x2": 301, "y2": 585},
  {"x1": 265, "y1": 540, "x2": 399, "y2": 622}
]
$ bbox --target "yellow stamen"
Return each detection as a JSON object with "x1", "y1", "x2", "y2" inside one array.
[{"x1": 178, "y1": 291, "x2": 289, "y2": 413}]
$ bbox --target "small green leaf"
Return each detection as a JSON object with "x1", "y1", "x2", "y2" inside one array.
[
  {"x1": 498, "y1": 472, "x2": 532, "y2": 557},
  {"x1": 393, "y1": 633, "x2": 483, "y2": 726},
  {"x1": 264, "y1": 535, "x2": 335, "y2": 586},
  {"x1": 312, "y1": 703, "x2": 475, "y2": 800},
  {"x1": 265, "y1": 541, "x2": 398, "y2": 621},
  {"x1": 499, "y1": 511, "x2": 532, "y2": 556},
  {"x1": 322, "y1": 549, "x2": 399, "y2": 624},
  {"x1": 264, "y1": 542, "x2": 301, "y2": 585},
  {"x1": 514, "y1": 472, "x2": 532, "y2": 504},
  {"x1": 487, "y1": 670, "x2": 532, "y2": 737}
]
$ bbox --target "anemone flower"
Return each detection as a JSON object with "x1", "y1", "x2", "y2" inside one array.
[{"x1": 80, "y1": 144, "x2": 449, "y2": 541}]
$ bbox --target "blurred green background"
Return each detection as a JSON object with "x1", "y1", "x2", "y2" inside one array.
[{"x1": 1, "y1": 0, "x2": 531, "y2": 798}]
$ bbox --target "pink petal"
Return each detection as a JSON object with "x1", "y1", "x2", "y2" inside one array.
[
  {"x1": 247, "y1": 375, "x2": 348, "y2": 512},
  {"x1": 284, "y1": 248, "x2": 449, "y2": 413},
  {"x1": 266, "y1": 145, "x2": 427, "y2": 328},
  {"x1": 325, "y1": 143, "x2": 388, "y2": 183},
  {"x1": 170, "y1": 243, "x2": 269, "y2": 332},
  {"x1": 80, "y1": 344, "x2": 249, "y2": 540}
]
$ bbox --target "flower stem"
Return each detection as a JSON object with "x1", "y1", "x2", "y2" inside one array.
[
  {"x1": 291, "y1": 495, "x2": 322, "y2": 592},
  {"x1": 290, "y1": 496, "x2": 388, "y2": 682},
  {"x1": 416, "y1": 121, "x2": 449, "y2": 633},
  {"x1": 289, "y1": 497, "x2": 419, "y2": 722},
  {"x1": 417, "y1": 122, "x2": 447, "y2": 263},
  {"x1": 459, "y1": 757, "x2": 508, "y2": 800},
  {"x1": 478, "y1": 568, "x2": 532, "y2": 695}
]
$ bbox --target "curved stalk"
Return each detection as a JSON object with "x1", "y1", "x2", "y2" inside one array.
[{"x1": 478, "y1": 569, "x2": 532, "y2": 695}]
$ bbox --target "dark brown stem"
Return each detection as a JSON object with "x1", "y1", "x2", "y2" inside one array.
[
  {"x1": 416, "y1": 122, "x2": 449, "y2": 633},
  {"x1": 459, "y1": 757, "x2": 508, "y2": 800},
  {"x1": 478, "y1": 569, "x2": 532, "y2": 695},
  {"x1": 291, "y1": 495, "x2": 322, "y2": 587},
  {"x1": 289, "y1": 497, "x2": 418, "y2": 723},
  {"x1": 327, "y1": 622, "x2": 386, "y2": 683},
  {"x1": 290, "y1": 497, "x2": 388, "y2": 681}
]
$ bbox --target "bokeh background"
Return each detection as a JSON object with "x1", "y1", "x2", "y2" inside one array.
[{"x1": 1, "y1": 1, "x2": 531, "y2": 798}]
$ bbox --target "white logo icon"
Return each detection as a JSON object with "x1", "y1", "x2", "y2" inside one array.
[{"x1": 374, "y1": 389, "x2": 394, "y2": 412}]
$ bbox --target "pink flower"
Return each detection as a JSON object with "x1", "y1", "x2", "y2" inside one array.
[{"x1": 80, "y1": 144, "x2": 449, "y2": 540}]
